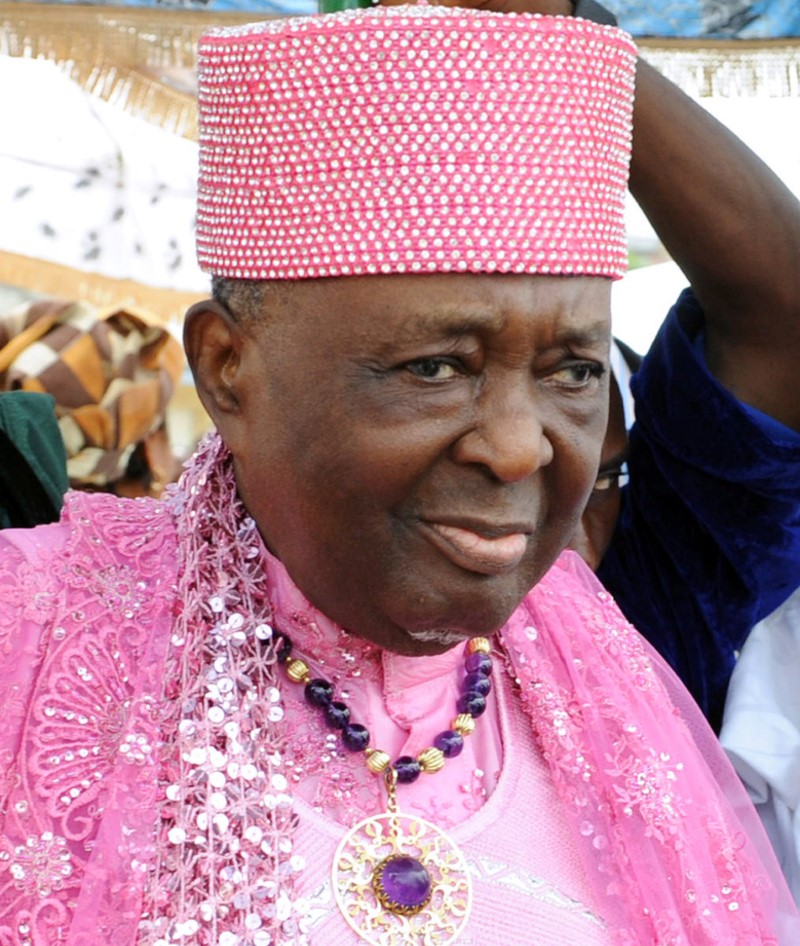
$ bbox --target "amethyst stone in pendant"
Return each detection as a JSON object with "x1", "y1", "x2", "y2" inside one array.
[{"x1": 373, "y1": 855, "x2": 433, "y2": 915}]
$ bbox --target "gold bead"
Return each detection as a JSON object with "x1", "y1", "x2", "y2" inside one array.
[
  {"x1": 365, "y1": 749, "x2": 392, "y2": 774},
  {"x1": 467, "y1": 637, "x2": 491, "y2": 655},
  {"x1": 452, "y1": 713, "x2": 476, "y2": 736},
  {"x1": 286, "y1": 658, "x2": 310, "y2": 684},
  {"x1": 418, "y1": 747, "x2": 445, "y2": 773}
]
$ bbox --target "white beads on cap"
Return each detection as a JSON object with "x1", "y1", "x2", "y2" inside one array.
[{"x1": 196, "y1": 5, "x2": 636, "y2": 281}]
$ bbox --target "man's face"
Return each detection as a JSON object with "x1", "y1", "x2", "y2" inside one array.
[{"x1": 223, "y1": 272, "x2": 611, "y2": 655}]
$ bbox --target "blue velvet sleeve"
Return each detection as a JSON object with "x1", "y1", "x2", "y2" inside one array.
[{"x1": 597, "y1": 288, "x2": 800, "y2": 731}]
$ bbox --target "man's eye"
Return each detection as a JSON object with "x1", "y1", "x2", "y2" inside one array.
[
  {"x1": 405, "y1": 358, "x2": 460, "y2": 381},
  {"x1": 593, "y1": 463, "x2": 628, "y2": 493},
  {"x1": 550, "y1": 362, "x2": 604, "y2": 387},
  {"x1": 594, "y1": 472, "x2": 621, "y2": 492}
]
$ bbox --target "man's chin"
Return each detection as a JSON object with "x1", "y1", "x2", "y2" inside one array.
[{"x1": 398, "y1": 626, "x2": 474, "y2": 655}]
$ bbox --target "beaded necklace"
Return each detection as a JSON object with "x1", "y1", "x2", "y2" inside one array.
[{"x1": 276, "y1": 631, "x2": 494, "y2": 945}]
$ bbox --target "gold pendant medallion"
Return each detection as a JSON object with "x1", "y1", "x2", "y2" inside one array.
[{"x1": 332, "y1": 809, "x2": 472, "y2": 945}]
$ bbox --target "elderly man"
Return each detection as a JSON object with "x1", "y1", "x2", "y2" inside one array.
[{"x1": 0, "y1": 3, "x2": 796, "y2": 946}]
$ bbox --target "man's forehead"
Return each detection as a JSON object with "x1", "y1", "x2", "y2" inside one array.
[{"x1": 260, "y1": 272, "x2": 611, "y2": 347}]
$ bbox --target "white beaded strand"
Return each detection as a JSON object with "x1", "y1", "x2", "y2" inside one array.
[{"x1": 195, "y1": 5, "x2": 636, "y2": 281}]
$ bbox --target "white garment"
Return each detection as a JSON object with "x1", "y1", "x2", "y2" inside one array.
[{"x1": 720, "y1": 587, "x2": 800, "y2": 903}]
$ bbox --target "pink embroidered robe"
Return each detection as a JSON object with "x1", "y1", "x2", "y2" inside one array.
[{"x1": 0, "y1": 489, "x2": 797, "y2": 946}]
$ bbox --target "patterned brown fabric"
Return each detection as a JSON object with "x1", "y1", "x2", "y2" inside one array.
[{"x1": 0, "y1": 298, "x2": 184, "y2": 488}]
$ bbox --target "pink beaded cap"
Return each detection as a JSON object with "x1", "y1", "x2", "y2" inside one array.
[{"x1": 196, "y1": 5, "x2": 637, "y2": 281}]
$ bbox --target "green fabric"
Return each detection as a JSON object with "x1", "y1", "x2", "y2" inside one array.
[{"x1": 0, "y1": 391, "x2": 69, "y2": 528}]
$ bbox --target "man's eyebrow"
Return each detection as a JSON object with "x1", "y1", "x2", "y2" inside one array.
[
  {"x1": 587, "y1": 324, "x2": 613, "y2": 346},
  {"x1": 386, "y1": 308, "x2": 505, "y2": 345},
  {"x1": 387, "y1": 311, "x2": 611, "y2": 345},
  {"x1": 416, "y1": 314, "x2": 497, "y2": 335},
  {"x1": 555, "y1": 320, "x2": 612, "y2": 348}
]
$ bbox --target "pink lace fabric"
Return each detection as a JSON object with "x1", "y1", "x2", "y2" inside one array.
[
  {"x1": 0, "y1": 432, "x2": 798, "y2": 945},
  {"x1": 0, "y1": 492, "x2": 177, "y2": 946},
  {"x1": 502, "y1": 556, "x2": 800, "y2": 944}
]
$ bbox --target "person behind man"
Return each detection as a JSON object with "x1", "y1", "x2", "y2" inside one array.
[
  {"x1": 1, "y1": 3, "x2": 797, "y2": 945},
  {"x1": 565, "y1": 11, "x2": 800, "y2": 732},
  {"x1": 542, "y1": 0, "x2": 800, "y2": 906}
]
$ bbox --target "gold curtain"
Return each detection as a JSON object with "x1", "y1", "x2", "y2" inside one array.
[
  {"x1": 0, "y1": 3, "x2": 273, "y2": 140},
  {"x1": 639, "y1": 37, "x2": 800, "y2": 98},
  {"x1": 0, "y1": 251, "x2": 206, "y2": 320}
]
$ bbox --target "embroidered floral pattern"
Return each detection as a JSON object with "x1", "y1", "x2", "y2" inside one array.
[
  {"x1": 29, "y1": 634, "x2": 144, "y2": 828},
  {"x1": 282, "y1": 700, "x2": 381, "y2": 829},
  {"x1": 4, "y1": 833, "x2": 72, "y2": 899},
  {"x1": 0, "y1": 553, "x2": 59, "y2": 652},
  {"x1": 0, "y1": 493, "x2": 176, "y2": 945}
]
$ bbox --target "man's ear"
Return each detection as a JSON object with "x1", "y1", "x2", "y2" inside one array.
[{"x1": 183, "y1": 300, "x2": 245, "y2": 431}]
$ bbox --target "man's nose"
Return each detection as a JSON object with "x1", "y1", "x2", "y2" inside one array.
[{"x1": 450, "y1": 378, "x2": 554, "y2": 483}]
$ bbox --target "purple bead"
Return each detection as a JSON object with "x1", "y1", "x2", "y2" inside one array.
[
  {"x1": 324, "y1": 700, "x2": 350, "y2": 729},
  {"x1": 458, "y1": 691, "x2": 487, "y2": 717},
  {"x1": 464, "y1": 671, "x2": 491, "y2": 697},
  {"x1": 342, "y1": 723, "x2": 370, "y2": 751},
  {"x1": 465, "y1": 652, "x2": 492, "y2": 676},
  {"x1": 393, "y1": 755, "x2": 422, "y2": 784},
  {"x1": 275, "y1": 634, "x2": 293, "y2": 663},
  {"x1": 305, "y1": 677, "x2": 333, "y2": 708},
  {"x1": 433, "y1": 729, "x2": 464, "y2": 758},
  {"x1": 373, "y1": 855, "x2": 432, "y2": 914}
]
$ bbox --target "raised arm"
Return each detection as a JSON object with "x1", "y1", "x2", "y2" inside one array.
[{"x1": 629, "y1": 57, "x2": 800, "y2": 430}]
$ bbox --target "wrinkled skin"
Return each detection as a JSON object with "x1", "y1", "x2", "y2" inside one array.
[{"x1": 185, "y1": 272, "x2": 612, "y2": 656}]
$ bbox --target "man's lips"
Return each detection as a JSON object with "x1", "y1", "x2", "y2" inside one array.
[{"x1": 420, "y1": 520, "x2": 530, "y2": 576}]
